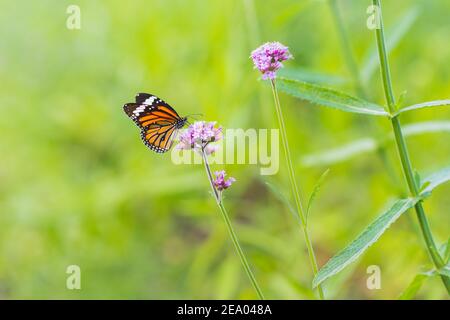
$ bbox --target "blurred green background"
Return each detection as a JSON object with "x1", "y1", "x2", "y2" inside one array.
[{"x1": 0, "y1": 0, "x2": 448, "y2": 299}]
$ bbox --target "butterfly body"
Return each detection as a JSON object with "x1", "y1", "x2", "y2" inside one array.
[{"x1": 124, "y1": 93, "x2": 187, "y2": 153}]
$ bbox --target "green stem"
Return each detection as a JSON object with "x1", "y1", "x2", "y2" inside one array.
[
  {"x1": 270, "y1": 79, "x2": 325, "y2": 300},
  {"x1": 201, "y1": 149, "x2": 265, "y2": 299},
  {"x1": 373, "y1": 0, "x2": 450, "y2": 294}
]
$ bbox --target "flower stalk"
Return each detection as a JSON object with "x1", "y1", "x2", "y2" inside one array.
[
  {"x1": 178, "y1": 121, "x2": 264, "y2": 299},
  {"x1": 373, "y1": 0, "x2": 450, "y2": 293},
  {"x1": 201, "y1": 148, "x2": 265, "y2": 300},
  {"x1": 270, "y1": 79, "x2": 325, "y2": 300},
  {"x1": 251, "y1": 41, "x2": 325, "y2": 299}
]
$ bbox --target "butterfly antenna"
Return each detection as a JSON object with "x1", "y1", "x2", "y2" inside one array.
[{"x1": 187, "y1": 113, "x2": 204, "y2": 121}]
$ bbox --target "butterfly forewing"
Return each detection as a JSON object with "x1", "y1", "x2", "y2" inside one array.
[{"x1": 123, "y1": 93, "x2": 187, "y2": 153}]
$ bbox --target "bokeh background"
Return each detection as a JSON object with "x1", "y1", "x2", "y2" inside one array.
[{"x1": 0, "y1": 0, "x2": 448, "y2": 299}]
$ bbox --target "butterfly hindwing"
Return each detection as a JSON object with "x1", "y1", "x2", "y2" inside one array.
[{"x1": 140, "y1": 124, "x2": 177, "y2": 153}]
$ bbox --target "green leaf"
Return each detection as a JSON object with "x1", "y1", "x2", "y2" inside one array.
[
  {"x1": 277, "y1": 77, "x2": 389, "y2": 116},
  {"x1": 438, "y1": 264, "x2": 450, "y2": 278},
  {"x1": 278, "y1": 68, "x2": 347, "y2": 86},
  {"x1": 361, "y1": 7, "x2": 418, "y2": 83},
  {"x1": 395, "y1": 99, "x2": 450, "y2": 116},
  {"x1": 394, "y1": 90, "x2": 408, "y2": 111},
  {"x1": 301, "y1": 121, "x2": 450, "y2": 167},
  {"x1": 398, "y1": 271, "x2": 434, "y2": 300},
  {"x1": 419, "y1": 166, "x2": 450, "y2": 198},
  {"x1": 438, "y1": 240, "x2": 449, "y2": 262},
  {"x1": 312, "y1": 198, "x2": 418, "y2": 288},
  {"x1": 306, "y1": 168, "x2": 330, "y2": 224},
  {"x1": 418, "y1": 181, "x2": 430, "y2": 194},
  {"x1": 265, "y1": 182, "x2": 300, "y2": 226},
  {"x1": 413, "y1": 170, "x2": 421, "y2": 190},
  {"x1": 321, "y1": 258, "x2": 359, "y2": 299}
]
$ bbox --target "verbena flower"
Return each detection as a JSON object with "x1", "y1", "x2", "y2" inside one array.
[
  {"x1": 213, "y1": 170, "x2": 236, "y2": 191},
  {"x1": 176, "y1": 121, "x2": 222, "y2": 154},
  {"x1": 250, "y1": 41, "x2": 293, "y2": 80},
  {"x1": 204, "y1": 144, "x2": 219, "y2": 155}
]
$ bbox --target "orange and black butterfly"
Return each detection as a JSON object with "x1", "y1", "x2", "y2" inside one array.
[{"x1": 123, "y1": 93, "x2": 187, "y2": 153}]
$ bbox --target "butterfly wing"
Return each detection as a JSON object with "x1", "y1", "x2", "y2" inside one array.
[
  {"x1": 140, "y1": 123, "x2": 178, "y2": 153},
  {"x1": 123, "y1": 93, "x2": 185, "y2": 153},
  {"x1": 124, "y1": 93, "x2": 182, "y2": 128}
]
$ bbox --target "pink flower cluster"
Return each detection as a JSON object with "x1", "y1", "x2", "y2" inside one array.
[
  {"x1": 176, "y1": 121, "x2": 222, "y2": 155},
  {"x1": 250, "y1": 42, "x2": 293, "y2": 80},
  {"x1": 213, "y1": 170, "x2": 236, "y2": 191}
]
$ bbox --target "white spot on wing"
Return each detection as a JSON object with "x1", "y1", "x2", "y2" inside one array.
[
  {"x1": 132, "y1": 105, "x2": 146, "y2": 116},
  {"x1": 144, "y1": 96, "x2": 156, "y2": 105}
]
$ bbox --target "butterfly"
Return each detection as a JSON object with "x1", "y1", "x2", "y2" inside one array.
[{"x1": 123, "y1": 93, "x2": 188, "y2": 153}]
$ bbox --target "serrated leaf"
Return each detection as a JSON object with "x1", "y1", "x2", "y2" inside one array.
[
  {"x1": 301, "y1": 121, "x2": 450, "y2": 167},
  {"x1": 395, "y1": 99, "x2": 450, "y2": 116},
  {"x1": 419, "y1": 166, "x2": 450, "y2": 197},
  {"x1": 398, "y1": 271, "x2": 433, "y2": 300},
  {"x1": 362, "y1": 7, "x2": 418, "y2": 83},
  {"x1": 306, "y1": 168, "x2": 330, "y2": 224},
  {"x1": 313, "y1": 198, "x2": 418, "y2": 288},
  {"x1": 277, "y1": 77, "x2": 389, "y2": 116}
]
